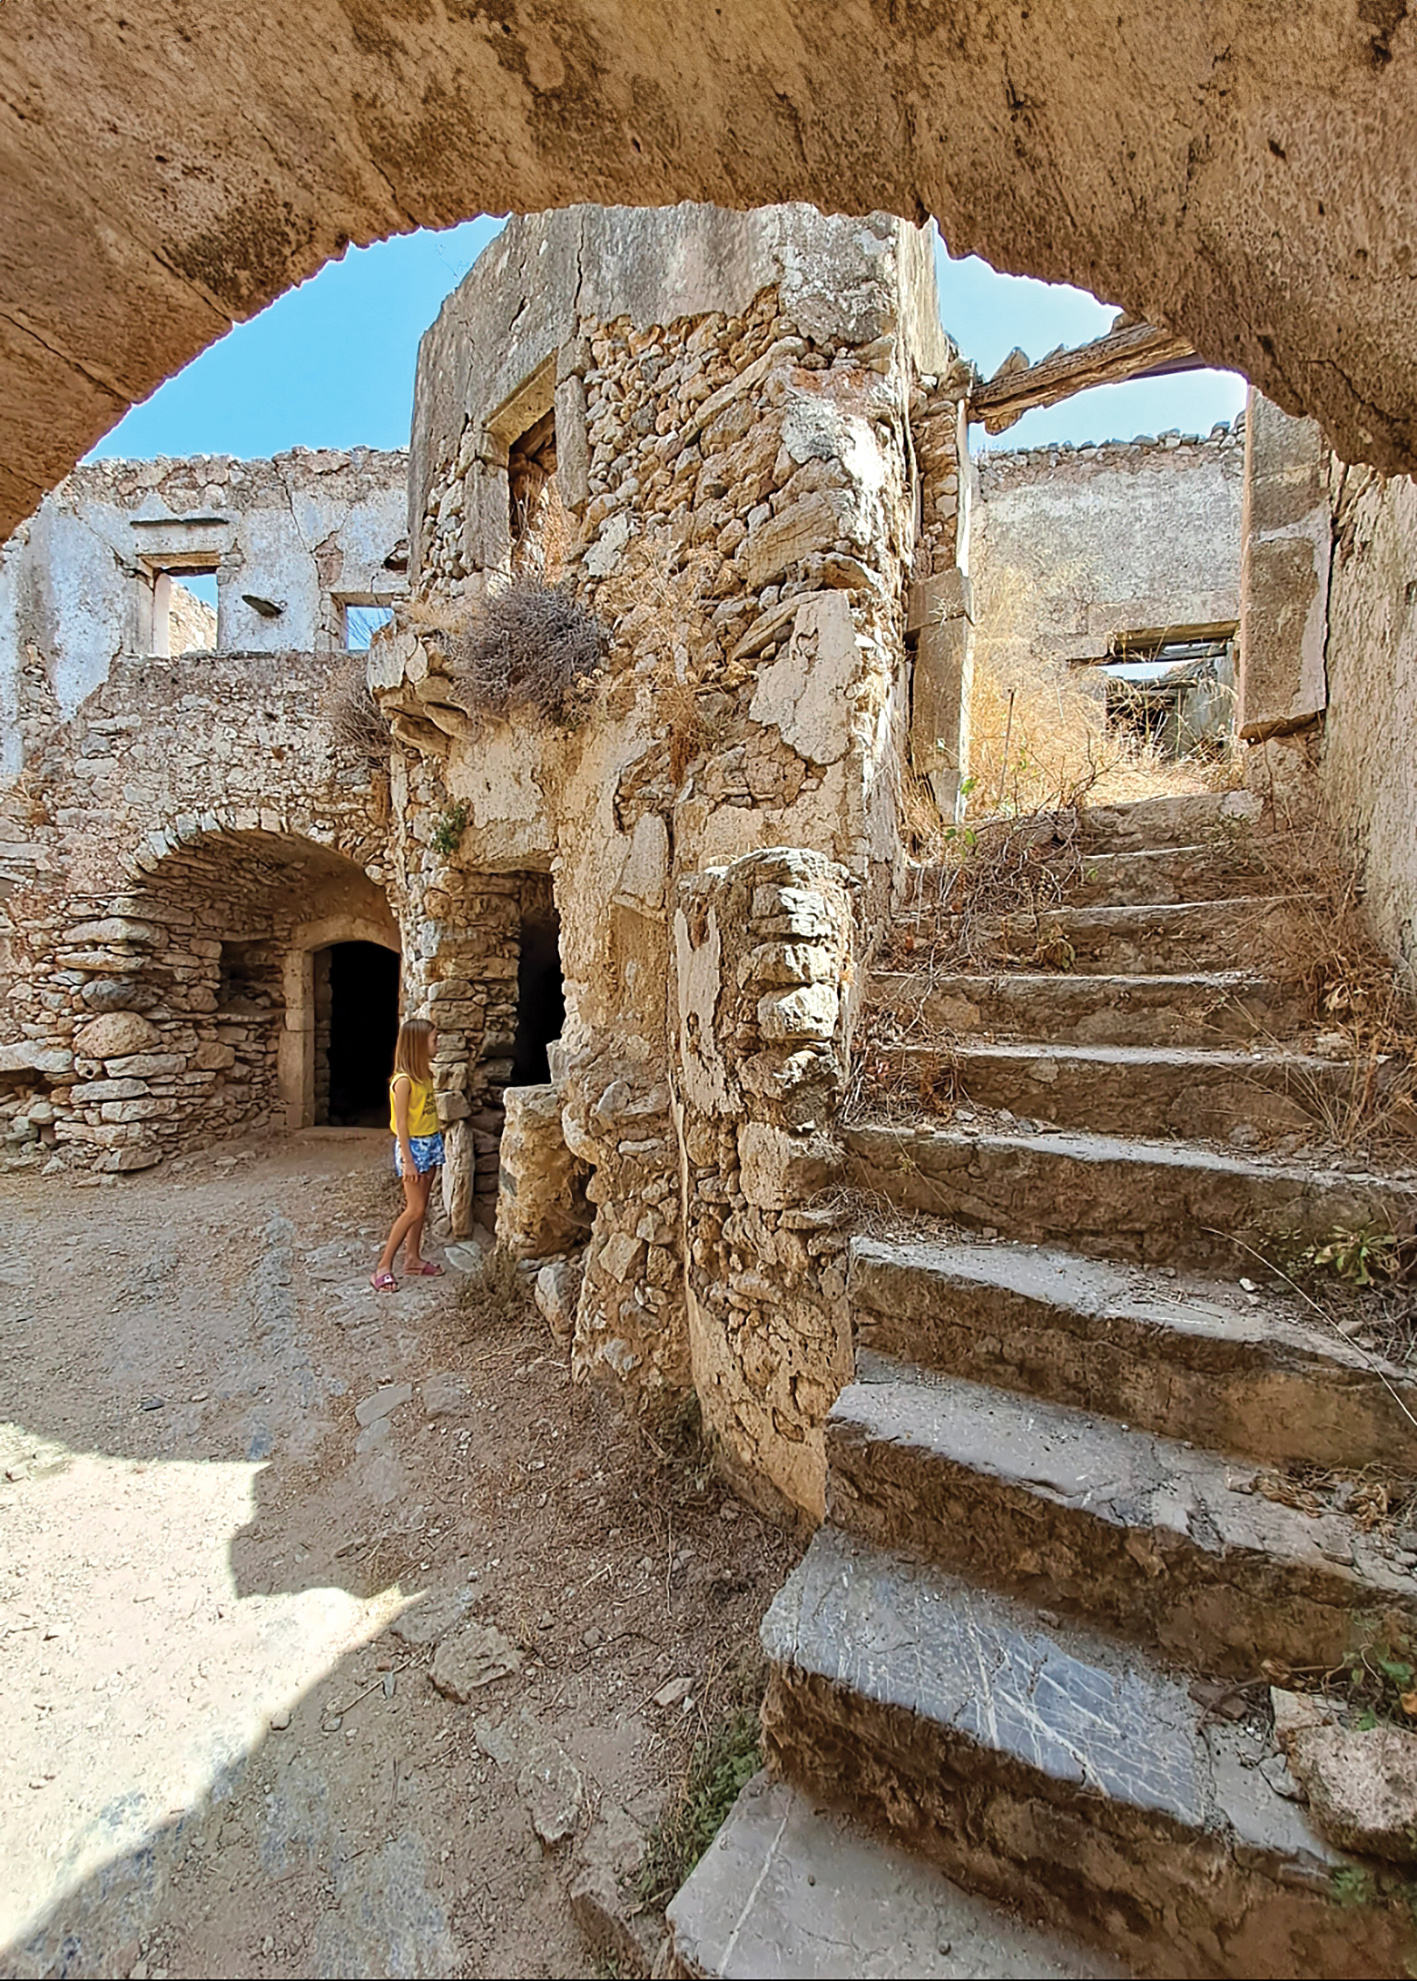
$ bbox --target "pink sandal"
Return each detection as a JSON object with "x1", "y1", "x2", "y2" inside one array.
[
  {"x1": 370, "y1": 1270, "x2": 398, "y2": 1292},
  {"x1": 404, "y1": 1261, "x2": 444, "y2": 1277}
]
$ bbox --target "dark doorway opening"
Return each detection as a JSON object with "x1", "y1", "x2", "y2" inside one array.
[
  {"x1": 318, "y1": 941, "x2": 400, "y2": 1126},
  {"x1": 512, "y1": 907, "x2": 565, "y2": 1086}
]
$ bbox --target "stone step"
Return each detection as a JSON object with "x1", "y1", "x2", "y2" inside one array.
[
  {"x1": 842, "y1": 1120, "x2": 1417, "y2": 1269},
  {"x1": 999, "y1": 898, "x2": 1297, "y2": 975},
  {"x1": 761, "y1": 1527, "x2": 1410, "y2": 1980},
  {"x1": 666, "y1": 1771, "x2": 1114, "y2": 1980},
  {"x1": 873, "y1": 1039, "x2": 1359, "y2": 1143},
  {"x1": 1075, "y1": 789, "x2": 1262, "y2": 850},
  {"x1": 1068, "y1": 843, "x2": 1282, "y2": 908},
  {"x1": 870, "y1": 967, "x2": 1306, "y2": 1048},
  {"x1": 826, "y1": 1355, "x2": 1417, "y2": 1676},
  {"x1": 849, "y1": 1233, "x2": 1417, "y2": 1474}
]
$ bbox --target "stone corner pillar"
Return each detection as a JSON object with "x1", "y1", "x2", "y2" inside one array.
[{"x1": 1238, "y1": 389, "x2": 1331, "y2": 743}]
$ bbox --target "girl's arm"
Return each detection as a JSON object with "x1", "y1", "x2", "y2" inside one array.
[{"x1": 391, "y1": 1074, "x2": 416, "y2": 1180}]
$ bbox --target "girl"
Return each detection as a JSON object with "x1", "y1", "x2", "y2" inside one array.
[{"x1": 371, "y1": 1015, "x2": 446, "y2": 1290}]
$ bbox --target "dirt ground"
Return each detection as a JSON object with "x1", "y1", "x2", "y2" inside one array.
[{"x1": 0, "y1": 1132, "x2": 798, "y2": 1980}]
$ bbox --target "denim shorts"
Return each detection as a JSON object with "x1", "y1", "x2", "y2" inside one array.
[{"x1": 393, "y1": 1132, "x2": 445, "y2": 1177}]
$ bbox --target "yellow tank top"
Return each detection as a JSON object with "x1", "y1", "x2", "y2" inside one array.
[{"x1": 389, "y1": 1072, "x2": 439, "y2": 1138}]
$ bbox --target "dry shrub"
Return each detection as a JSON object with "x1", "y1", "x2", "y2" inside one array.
[
  {"x1": 883, "y1": 807, "x2": 1086, "y2": 974},
  {"x1": 320, "y1": 665, "x2": 389, "y2": 760},
  {"x1": 1228, "y1": 821, "x2": 1417, "y2": 1149},
  {"x1": 960, "y1": 656, "x2": 1241, "y2": 829},
  {"x1": 438, "y1": 577, "x2": 608, "y2": 728}
]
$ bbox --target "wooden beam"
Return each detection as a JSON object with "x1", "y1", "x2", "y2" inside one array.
[{"x1": 968, "y1": 323, "x2": 1196, "y2": 434}]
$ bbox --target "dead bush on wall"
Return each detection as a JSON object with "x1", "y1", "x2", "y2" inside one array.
[
  {"x1": 438, "y1": 578, "x2": 608, "y2": 729},
  {"x1": 320, "y1": 665, "x2": 390, "y2": 761}
]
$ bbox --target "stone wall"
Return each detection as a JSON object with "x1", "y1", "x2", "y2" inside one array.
[
  {"x1": 970, "y1": 422, "x2": 1245, "y2": 679},
  {"x1": 0, "y1": 449, "x2": 408, "y2": 779},
  {"x1": 0, "y1": 646, "x2": 393, "y2": 1171},
  {"x1": 376, "y1": 202, "x2": 957, "y2": 1502},
  {"x1": 1314, "y1": 466, "x2": 1417, "y2": 977}
]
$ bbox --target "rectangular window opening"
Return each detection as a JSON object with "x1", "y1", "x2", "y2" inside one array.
[
  {"x1": 149, "y1": 564, "x2": 219, "y2": 658},
  {"x1": 342, "y1": 601, "x2": 396, "y2": 652}
]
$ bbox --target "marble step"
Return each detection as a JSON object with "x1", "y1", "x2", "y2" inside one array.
[
  {"x1": 841, "y1": 1119, "x2": 1417, "y2": 1270},
  {"x1": 849, "y1": 1234, "x2": 1417, "y2": 1474},
  {"x1": 666, "y1": 1770, "x2": 1116, "y2": 1980},
  {"x1": 761, "y1": 1527, "x2": 1409, "y2": 1980},
  {"x1": 870, "y1": 967, "x2": 1305, "y2": 1049},
  {"x1": 997, "y1": 897, "x2": 1298, "y2": 975},
  {"x1": 826, "y1": 1355, "x2": 1417, "y2": 1676},
  {"x1": 871, "y1": 1039, "x2": 1359, "y2": 1143}
]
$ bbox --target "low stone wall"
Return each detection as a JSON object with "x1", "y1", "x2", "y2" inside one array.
[{"x1": 675, "y1": 848, "x2": 857, "y2": 1524}]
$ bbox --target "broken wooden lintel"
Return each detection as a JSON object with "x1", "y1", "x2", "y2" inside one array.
[{"x1": 968, "y1": 323, "x2": 1197, "y2": 434}]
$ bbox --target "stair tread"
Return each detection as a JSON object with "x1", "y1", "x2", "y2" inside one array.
[
  {"x1": 885, "y1": 1039, "x2": 1341, "y2": 1072},
  {"x1": 833, "y1": 1354, "x2": 1414, "y2": 1599},
  {"x1": 849, "y1": 1232, "x2": 1397, "y2": 1379},
  {"x1": 844, "y1": 1116, "x2": 1417, "y2": 1191},
  {"x1": 666, "y1": 1771, "x2": 1117, "y2": 1980},
  {"x1": 875, "y1": 968, "x2": 1282, "y2": 991},
  {"x1": 763, "y1": 1526, "x2": 1339, "y2": 1860}
]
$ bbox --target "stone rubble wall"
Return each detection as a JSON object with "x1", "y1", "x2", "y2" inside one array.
[
  {"x1": 377, "y1": 205, "x2": 958, "y2": 1477},
  {"x1": 969, "y1": 418, "x2": 1246, "y2": 679},
  {"x1": 0, "y1": 448, "x2": 408, "y2": 781},
  {"x1": 0, "y1": 647, "x2": 393, "y2": 1171},
  {"x1": 674, "y1": 848, "x2": 857, "y2": 1524}
]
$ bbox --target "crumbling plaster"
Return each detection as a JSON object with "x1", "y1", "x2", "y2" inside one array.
[{"x1": 5, "y1": 0, "x2": 1417, "y2": 546}]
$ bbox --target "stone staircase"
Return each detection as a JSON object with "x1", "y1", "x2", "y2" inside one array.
[{"x1": 670, "y1": 793, "x2": 1417, "y2": 1979}]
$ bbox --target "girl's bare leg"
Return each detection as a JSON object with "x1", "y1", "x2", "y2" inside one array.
[
  {"x1": 403, "y1": 1169, "x2": 436, "y2": 1267},
  {"x1": 377, "y1": 1165, "x2": 426, "y2": 1277}
]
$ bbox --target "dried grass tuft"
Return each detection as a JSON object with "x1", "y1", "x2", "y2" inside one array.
[
  {"x1": 436, "y1": 577, "x2": 608, "y2": 729},
  {"x1": 321, "y1": 665, "x2": 389, "y2": 760}
]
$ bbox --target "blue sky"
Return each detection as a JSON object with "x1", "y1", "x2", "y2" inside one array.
[{"x1": 90, "y1": 218, "x2": 1246, "y2": 468}]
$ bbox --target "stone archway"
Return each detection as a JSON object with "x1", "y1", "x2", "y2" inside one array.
[
  {"x1": 57, "y1": 825, "x2": 406, "y2": 1165},
  {"x1": 3, "y1": 1, "x2": 1417, "y2": 540}
]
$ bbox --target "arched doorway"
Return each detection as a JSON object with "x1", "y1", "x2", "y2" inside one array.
[{"x1": 315, "y1": 940, "x2": 401, "y2": 1126}]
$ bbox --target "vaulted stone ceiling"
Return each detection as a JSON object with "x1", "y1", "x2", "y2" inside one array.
[{"x1": 2, "y1": 0, "x2": 1413, "y2": 538}]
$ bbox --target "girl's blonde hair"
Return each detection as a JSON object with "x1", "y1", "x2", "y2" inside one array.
[{"x1": 392, "y1": 1015, "x2": 435, "y2": 1085}]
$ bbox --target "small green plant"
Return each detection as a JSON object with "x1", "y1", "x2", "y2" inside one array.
[
  {"x1": 1337, "y1": 1630, "x2": 1417, "y2": 1726},
  {"x1": 1333, "y1": 1864, "x2": 1379, "y2": 1909},
  {"x1": 1300, "y1": 1225, "x2": 1404, "y2": 1287},
  {"x1": 637, "y1": 1686, "x2": 764, "y2": 1910},
  {"x1": 430, "y1": 801, "x2": 469, "y2": 859}
]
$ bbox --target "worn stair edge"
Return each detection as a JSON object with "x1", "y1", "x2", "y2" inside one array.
[
  {"x1": 848, "y1": 1234, "x2": 1417, "y2": 1474},
  {"x1": 877, "y1": 1039, "x2": 1362, "y2": 1142},
  {"x1": 870, "y1": 969, "x2": 1306, "y2": 1049},
  {"x1": 1068, "y1": 843, "x2": 1286, "y2": 908},
  {"x1": 1001, "y1": 897, "x2": 1300, "y2": 974},
  {"x1": 827, "y1": 1355, "x2": 1417, "y2": 1677},
  {"x1": 762, "y1": 1528, "x2": 1413, "y2": 1981},
  {"x1": 665, "y1": 1771, "x2": 1116, "y2": 1981},
  {"x1": 842, "y1": 1120, "x2": 1417, "y2": 1269},
  {"x1": 1075, "y1": 790, "x2": 1262, "y2": 849}
]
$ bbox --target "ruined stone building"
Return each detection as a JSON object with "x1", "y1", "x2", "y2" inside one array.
[{"x1": 6, "y1": 203, "x2": 1417, "y2": 1974}]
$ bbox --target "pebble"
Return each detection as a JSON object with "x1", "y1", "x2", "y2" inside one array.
[
  {"x1": 582, "y1": 1626, "x2": 603, "y2": 1649},
  {"x1": 268, "y1": 1709, "x2": 291, "y2": 1730},
  {"x1": 653, "y1": 1675, "x2": 694, "y2": 1709}
]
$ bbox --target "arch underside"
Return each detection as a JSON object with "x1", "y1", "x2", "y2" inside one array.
[{"x1": 2, "y1": 0, "x2": 1416, "y2": 540}]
